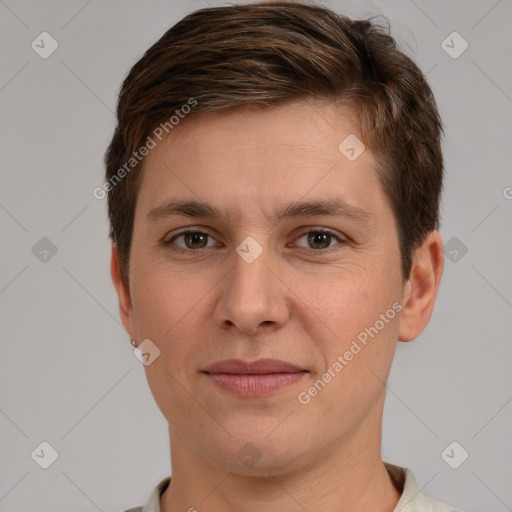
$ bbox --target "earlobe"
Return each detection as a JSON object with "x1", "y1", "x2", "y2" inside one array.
[
  {"x1": 110, "y1": 244, "x2": 136, "y2": 338},
  {"x1": 397, "y1": 231, "x2": 444, "y2": 342}
]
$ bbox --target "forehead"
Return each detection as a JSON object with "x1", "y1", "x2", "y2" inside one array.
[
  {"x1": 152, "y1": 100, "x2": 366, "y2": 166},
  {"x1": 136, "y1": 99, "x2": 388, "y2": 223}
]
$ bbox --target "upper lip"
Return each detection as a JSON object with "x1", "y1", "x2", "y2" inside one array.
[{"x1": 203, "y1": 358, "x2": 307, "y2": 375}]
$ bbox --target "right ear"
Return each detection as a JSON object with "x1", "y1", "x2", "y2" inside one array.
[{"x1": 110, "y1": 244, "x2": 137, "y2": 340}]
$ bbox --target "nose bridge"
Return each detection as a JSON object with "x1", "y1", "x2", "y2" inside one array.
[
  {"x1": 232, "y1": 242, "x2": 270, "y2": 296},
  {"x1": 231, "y1": 237, "x2": 275, "y2": 306},
  {"x1": 214, "y1": 237, "x2": 289, "y2": 333}
]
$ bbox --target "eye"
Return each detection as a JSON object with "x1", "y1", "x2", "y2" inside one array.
[
  {"x1": 293, "y1": 228, "x2": 346, "y2": 251},
  {"x1": 165, "y1": 229, "x2": 218, "y2": 251},
  {"x1": 164, "y1": 227, "x2": 346, "y2": 254}
]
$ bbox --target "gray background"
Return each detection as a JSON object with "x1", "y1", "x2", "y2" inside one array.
[{"x1": 1, "y1": 0, "x2": 511, "y2": 511}]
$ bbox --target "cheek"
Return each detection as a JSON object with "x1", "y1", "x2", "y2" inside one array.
[
  {"x1": 295, "y1": 272, "x2": 399, "y2": 421},
  {"x1": 291, "y1": 269, "x2": 383, "y2": 340},
  {"x1": 131, "y1": 262, "x2": 195, "y2": 335},
  {"x1": 129, "y1": 263, "x2": 216, "y2": 373},
  {"x1": 292, "y1": 267, "x2": 400, "y2": 378},
  {"x1": 131, "y1": 269, "x2": 205, "y2": 419}
]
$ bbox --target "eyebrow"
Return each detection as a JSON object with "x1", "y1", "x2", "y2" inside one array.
[{"x1": 146, "y1": 197, "x2": 371, "y2": 226}]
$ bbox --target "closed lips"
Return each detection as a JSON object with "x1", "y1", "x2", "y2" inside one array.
[{"x1": 202, "y1": 358, "x2": 307, "y2": 374}]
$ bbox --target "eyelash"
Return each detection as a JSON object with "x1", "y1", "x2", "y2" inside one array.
[{"x1": 164, "y1": 227, "x2": 347, "y2": 255}]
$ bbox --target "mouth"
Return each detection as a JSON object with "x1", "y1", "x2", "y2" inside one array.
[{"x1": 202, "y1": 358, "x2": 308, "y2": 397}]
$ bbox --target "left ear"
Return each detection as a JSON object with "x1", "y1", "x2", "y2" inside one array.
[{"x1": 397, "y1": 230, "x2": 444, "y2": 342}]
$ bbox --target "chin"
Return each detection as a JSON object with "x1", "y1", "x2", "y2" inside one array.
[{"x1": 208, "y1": 435, "x2": 312, "y2": 478}]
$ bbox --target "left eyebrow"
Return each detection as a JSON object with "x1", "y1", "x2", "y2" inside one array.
[
  {"x1": 146, "y1": 197, "x2": 371, "y2": 225},
  {"x1": 273, "y1": 198, "x2": 371, "y2": 225}
]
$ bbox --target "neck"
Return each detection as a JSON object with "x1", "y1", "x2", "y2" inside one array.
[{"x1": 161, "y1": 408, "x2": 401, "y2": 512}]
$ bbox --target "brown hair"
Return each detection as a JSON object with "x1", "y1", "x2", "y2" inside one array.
[{"x1": 104, "y1": 0, "x2": 443, "y2": 287}]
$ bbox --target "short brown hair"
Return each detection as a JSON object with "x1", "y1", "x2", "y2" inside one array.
[{"x1": 104, "y1": 0, "x2": 443, "y2": 287}]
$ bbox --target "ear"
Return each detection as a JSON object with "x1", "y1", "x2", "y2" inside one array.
[
  {"x1": 110, "y1": 244, "x2": 137, "y2": 340},
  {"x1": 397, "y1": 230, "x2": 444, "y2": 342}
]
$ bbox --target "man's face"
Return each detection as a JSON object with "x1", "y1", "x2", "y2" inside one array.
[{"x1": 119, "y1": 100, "x2": 407, "y2": 474}]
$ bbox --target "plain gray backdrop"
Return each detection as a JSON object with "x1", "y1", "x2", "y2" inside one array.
[{"x1": 1, "y1": 1, "x2": 511, "y2": 511}]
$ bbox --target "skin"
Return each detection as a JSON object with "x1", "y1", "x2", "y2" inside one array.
[{"x1": 111, "y1": 99, "x2": 444, "y2": 512}]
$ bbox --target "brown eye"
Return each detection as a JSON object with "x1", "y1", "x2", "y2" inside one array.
[
  {"x1": 166, "y1": 230, "x2": 216, "y2": 251},
  {"x1": 294, "y1": 228, "x2": 346, "y2": 251},
  {"x1": 307, "y1": 231, "x2": 332, "y2": 250},
  {"x1": 183, "y1": 232, "x2": 208, "y2": 249}
]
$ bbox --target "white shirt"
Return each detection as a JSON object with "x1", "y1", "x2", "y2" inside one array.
[{"x1": 123, "y1": 462, "x2": 460, "y2": 512}]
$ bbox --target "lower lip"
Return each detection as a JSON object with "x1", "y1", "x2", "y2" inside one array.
[{"x1": 204, "y1": 372, "x2": 306, "y2": 397}]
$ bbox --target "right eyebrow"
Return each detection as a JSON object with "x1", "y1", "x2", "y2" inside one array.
[{"x1": 146, "y1": 199, "x2": 221, "y2": 222}]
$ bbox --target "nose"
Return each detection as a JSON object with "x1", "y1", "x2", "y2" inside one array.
[{"x1": 213, "y1": 244, "x2": 290, "y2": 336}]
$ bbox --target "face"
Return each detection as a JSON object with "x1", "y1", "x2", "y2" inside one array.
[{"x1": 112, "y1": 99, "x2": 439, "y2": 476}]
